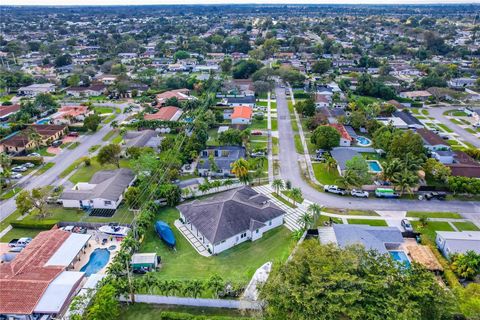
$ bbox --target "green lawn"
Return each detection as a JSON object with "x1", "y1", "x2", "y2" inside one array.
[
  {"x1": 69, "y1": 158, "x2": 130, "y2": 184},
  {"x1": 272, "y1": 137, "x2": 279, "y2": 156},
  {"x1": 347, "y1": 219, "x2": 388, "y2": 226},
  {"x1": 271, "y1": 192, "x2": 296, "y2": 208},
  {"x1": 140, "y1": 208, "x2": 295, "y2": 283},
  {"x1": 312, "y1": 163, "x2": 340, "y2": 185},
  {"x1": 315, "y1": 215, "x2": 343, "y2": 227},
  {"x1": 94, "y1": 106, "x2": 116, "y2": 114},
  {"x1": 406, "y1": 211, "x2": 462, "y2": 219},
  {"x1": 66, "y1": 142, "x2": 80, "y2": 150},
  {"x1": 437, "y1": 123, "x2": 454, "y2": 133},
  {"x1": 465, "y1": 128, "x2": 476, "y2": 134},
  {"x1": 256, "y1": 101, "x2": 268, "y2": 106},
  {"x1": 112, "y1": 134, "x2": 124, "y2": 144},
  {"x1": 102, "y1": 130, "x2": 118, "y2": 141},
  {"x1": 250, "y1": 118, "x2": 267, "y2": 130},
  {"x1": 0, "y1": 227, "x2": 46, "y2": 242},
  {"x1": 34, "y1": 162, "x2": 55, "y2": 175},
  {"x1": 412, "y1": 221, "x2": 454, "y2": 242},
  {"x1": 271, "y1": 118, "x2": 278, "y2": 131},
  {"x1": 120, "y1": 303, "x2": 254, "y2": 320},
  {"x1": 453, "y1": 221, "x2": 480, "y2": 231},
  {"x1": 450, "y1": 119, "x2": 462, "y2": 125},
  {"x1": 88, "y1": 145, "x2": 101, "y2": 153},
  {"x1": 0, "y1": 187, "x2": 21, "y2": 200},
  {"x1": 291, "y1": 118, "x2": 299, "y2": 132},
  {"x1": 282, "y1": 190, "x2": 304, "y2": 204},
  {"x1": 37, "y1": 147, "x2": 55, "y2": 157},
  {"x1": 443, "y1": 110, "x2": 468, "y2": 117},
  {"x1": 59, "y1": 157, "x2": 88, "y2": 178},
  {"x1": 324, "y1": 207, "x2": 379, "y2": 216},
  {"x1": 293, "y1": 134, "x2": 303, "y2": 153}
]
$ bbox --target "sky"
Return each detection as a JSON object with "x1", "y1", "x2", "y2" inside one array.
[{"x1": 2, "y1": 0, "x2": 478, "y2": 5}]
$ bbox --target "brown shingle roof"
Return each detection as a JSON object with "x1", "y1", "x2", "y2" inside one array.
[{"x1": 416, "y1": 128, "x2": 447, "y2": 146}]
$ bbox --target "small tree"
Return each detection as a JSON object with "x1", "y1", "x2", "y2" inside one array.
[
  {"x1": 310, "y1": 126, "x2": 340, "y2": 151},
  {"x1": 125, "y1": 186, "x2": 140, "y2": 209},
  {"x1": 16, "y1": 187, "x2": 50, "y2": 218},
  {"x1": 272, "y1": 179, "x2": 284, "y2": 195},
  {"x1": 83, "y1": 114, "x2": 102, "y2": 132},
  {"x1": 290, "y1": 187, "x2": 302, "y2": 206},
  {"x1": 231, "y1": 158, "x2": 250, "y2": 185},
  {"x1": 297, "y1": 212, "x2": 314, "y2": 230},
  {"x1": 97, "y1": 144, "x2": 122, "y2": 168}
]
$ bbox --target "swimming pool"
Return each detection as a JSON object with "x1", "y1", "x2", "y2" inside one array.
[
  {"x1": 356, "y1": 136, "x2": 372, "y2": 147},
  {"x1": 36, "y1": 118, "x2": 51, "y2": 125},
  {"x1": 80, "y1": 248, "x2": 110, "y2": 276},
  {"x1": 367, "y1": 160, "x2": 383, "y2": 173},
  {"x1": 389, "y1": 251, "x2": 411, "y2": 268}
]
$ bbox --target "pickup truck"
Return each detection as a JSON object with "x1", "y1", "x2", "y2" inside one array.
[
  {"x1": 418, "y1": 192, "x2": 446, "y2": 201},
  {"x1": 324, "y1": 185, "x2": 347, "y2": 195}
]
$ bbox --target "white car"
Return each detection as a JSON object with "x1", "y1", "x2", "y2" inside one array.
[
  {"x1": 351, "y1": 189, "x2": 369, "y2": 198},
  {"x1": 12, "y1": 166, "x2": 27, "y2": 172},
  {"x1": 23, "y1": 162, "x2": 35, "y2": 168},
  {"x1": 324, "y1": 185, "x2": 347, "y2": 195},
  {"x1": 28, "y1": 153, "x2": 41, "y2": 157},
  {"x1": 10, "y1": 173, "x2": 22, "y2": 179}
]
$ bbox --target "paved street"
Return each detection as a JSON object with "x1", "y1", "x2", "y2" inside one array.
[
  {"x1": 0, "y1": 105, "x2": 130, "y2": 222},
  {"x1": 274, "y1": 86, "x2": 480, "y2": 214},
  {"x1": 428, "y1": 106, "x2": 480, "y2": 148}
]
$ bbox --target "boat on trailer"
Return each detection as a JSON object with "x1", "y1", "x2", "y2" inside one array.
[
  {"x1": 155, "y1": 220, "x2": 176, "y2": 248},
  {"x1": 98, "y1": 224, "x2": 131, "y2": 237}
]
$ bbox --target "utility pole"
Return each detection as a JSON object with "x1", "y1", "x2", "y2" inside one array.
[{"x1": 125, "y1": 259, "x2": 135, "y2": 304}]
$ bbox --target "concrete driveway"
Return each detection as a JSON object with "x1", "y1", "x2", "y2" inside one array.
[{"x1": 274, "y1": 86, "x2": 480, "y2": 214}]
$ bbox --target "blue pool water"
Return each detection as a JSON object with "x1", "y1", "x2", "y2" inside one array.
[
  {"x1": 80, "y1": 248, "x2": 110, "y2": 276},
  {"x1": 367, "y1": 160, "x2": 382, "y2": 173},
  {"x1": 389, "y1": 251, "x2": 411, "y2": 268},
  {"x1": 36, "y1": 118, "x2": 51, "y2": 124},
  {"x1": 356, "y1": 136, "x2": 372, "y2": 146}
]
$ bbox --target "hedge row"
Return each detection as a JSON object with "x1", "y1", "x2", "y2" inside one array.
[
  {"x1": 11, "y1": 156, "x2": 44, "y2": 165},
  {"x1": 293, "y1": 92, "x2": 310, "y2": 99},
  {"x1": 159, "y1": 311, "x2": 254, "y2": 320},
  {"x1": 68, "y1": 125, "x2": 88, "y2": 132},
  {"x1": 10, "y1": 220, "x2": 59, "y2": 230}
]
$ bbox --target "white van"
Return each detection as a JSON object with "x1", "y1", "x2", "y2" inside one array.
[{"x1": 15, "y1": 237, "x2": 32, "y2": 247}]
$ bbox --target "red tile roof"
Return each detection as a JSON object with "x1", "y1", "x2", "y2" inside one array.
[
  {"x1": 144, "y1": 106, "x2": 181, "y2": 121},
  {"x1": 327, "y1": 124, "x2": 352, "y2": 141},
  {"x1": 0, "y1": 229, "x2": 70, "y2": 315},
  {"x1": 0, "y1": 104, "x2": 21, "y2": 118},
  {"x1": 231, "y1": 106, "x2": 253, "y2": 119}
]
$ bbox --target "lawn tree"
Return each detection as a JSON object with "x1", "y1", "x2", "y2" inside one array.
[
  {"x1": 261, "y1": 241, "x2": 454, "y2": 320},
  {"x1": 381, "y1": 158, "x2": 403, "y2": 183},
  {"x1": 307, "y1": 203, "x2": 323, "y2": 225},
  {"x1": 97, "y1": 143, "x2": 122, "y2": 168},
  {"x1": 231, "y1": 158, "x2": 250, "y2": 185},
  {"x1": 208, "y1": 153, "x2": 219, "y2": 173},
  {"x1": 16, "y1": 186, "x2": 50, "y2": 218},
  {"x1": 310, "y1": 125, "x2": 340, "y2": 151},
  {"x1": 86, "y1": 284, "x2": 120, "y2": 320},
  {"x1": 423, "y1": 158, "x2": 451, "y2": 183},
  {"x1": 455, "y1": 283, "x2": 480, "y2": 318},
  {"x1": 207, "y1": 274, "x2": 224, "y2": 298},
  {"x1": 451, "y1": 251, "x2": 480, "y2": 280},
  {"x1": 297, "y1": 212, "x2": 314, "y2": 230},
  {"x1": 343, "y1": 155, "x2": 372, "y2": 187},
  {"x1": 272, "y1": 178, "x2": 284, "y2": 195},
  {"x1": 83, "y1": 114, "x2": 102, "y2": 132},
  {"x1": 124, "y1": 186, "x2": 140, "y2": 209},
  {"x1": 156, "y1": 184, "x2": 181, "y2": 207},
  {"x1": 311, "y1": 59, "x2": 332, "y2": 74},
  {"x1": 290, "y1": 187, "x2": 302, "y2": 206},
  {"x1": 0, "y1": 153, "x2": 12, "y2": 192},
  {"x1": 392, "y1": 169, "x2": 419, "y2": 196},
  {"x1": 324, "y1": 155, "x2": 337, "y2": 172},
  {"x1": 26, "y1": 126, "x2": 42, "y2": 150}
]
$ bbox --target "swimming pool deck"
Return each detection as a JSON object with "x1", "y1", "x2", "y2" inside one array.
[{"x1": 73, "y1": 235, "x2": 121, "y2": 275}]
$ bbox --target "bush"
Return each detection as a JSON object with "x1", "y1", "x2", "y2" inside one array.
[
  {"x1": 68, "y1": 125, "x2": 88, "y2": 132},
  {"x1": 11, "y1": 156, "x2": 44, "y2": 165},
  {"x1": 10, "y1": 220, "x2": 59, "y2": 229},
  {"x1": 293, "y1": 92, "x2": 310, "y2": 99},
  {"x1": 159, "y1": 312, "x2": 253, "y2": 320}
]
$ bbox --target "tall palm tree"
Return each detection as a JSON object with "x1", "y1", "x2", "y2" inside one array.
[
  {"x1": 324, "y1": 155, "x2": 337, "y2": 173},
  {"x1": 231, "y1": 158, "x2": 250, "y2": 185},
  {"x1": 307, "y1": 203, "x2": 323, "y2": 225},
  {"x1": 382, "y1": 158, "x2": 403, "y2": 183},
  {"x1": 290, "y1": 187, "x2": 302, "y2": 206},
  {"x1": 206, "y1": 274, "x2": 224, "y2": 298},
  {"x1": 393, "y1": 169, "x2": 418, "y2": 196},
  {"x1": 142, "y1": 272, "x2": 157, "y2": 294},
  {"x1": 190, "y1": 280, "x2": 204, "y2": 298},
  {"x1": 297, "y1": 212, "x2": 313, "y2": 230},
  {"x1": 26, "y1": 126, "x2": 43, "y2": 151},
  {"x1": 271, "y1": 179, "x2": 284, "y2": 195},
  {"x1": 335, "y1": 169, "x2": 359, "y2": 190},
  {"x1": 0, "y1": 153, "x2": 12, "y2": 193}
]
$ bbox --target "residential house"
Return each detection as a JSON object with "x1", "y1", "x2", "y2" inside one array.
[
  {"x1": 60, "y1": 168, "x2": 136, "y2": 210},
  {"x1": 447, "y1": 151, "x2": 480, "y2": 178},
  {"x1": 18, "y1": 83, "x2": 56, "y2": 97},
  {"x1": 177, "y1": 186, "x2": 285, "y2": 254},
  {"x1": 330, "y1": 147, "x2": 360, "y2": 176},
  {"x1": 319, "y1": 224, "x2": 405, "y2": 254},
  {"x1": 399, "y1": 90, "x2": 432, "y2": 101},
  {"x1": 314, "y1": 94, "x2": 331, "y2": 108},
  {"x1": 0, "y1": 124, "x2": 67, "y2": 154},
  {"x1": 448, "y1": 77, "x2": 477, "y2": 89},
  {"x1": 197, "y1": 146, "x2": 246, "y2": 177},
  {"x1": 123, "y1": 130, "x2": 161, "y2": 151},
  {"x1": 156, "y1": 89, "x2": 194, "y2": 106},
  {"x1": 65, "y1": 84, "x2": 107, "y2": 97},
  {"x1": 393, "y1": 110, "x2": 424, "y2": 129},
  {"x1": 0, "y1": 104, "x2": 21, "y2": 121},
  {"x1": 416, "y1": 128, "x2": 453, "y2": 164},
  {"x1": 144, "y1": 106, "x2": 183, "y2": 121},
  {"x1": 0, "y1": 228, "x2": 91, "y2": 319},
  {"x1": 225, "y1": 96, "x2": 256, "y2": 107},
  {"x1": 231, "y1": 106, "x2": 253, "y2": 125},
  {"x1": 328, "y1": 124, "x2": 353, "y2": 147},
  {"x1": 376, "y1": 116, "x2": 409, "y2": 129},
  {"x1": 52, "y1": 105, "x2": 91, "y2": 125},
  {"x1": 436, "y1": 231, "x2": 480, "y2": 257},
  {"x1": 96, "y1": 74, "x2": 117, "y2": 85}
]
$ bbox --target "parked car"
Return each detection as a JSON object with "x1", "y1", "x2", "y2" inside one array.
[
  {"x1": 418, "y1": 192, "x2": 446, "y2": 201},
  {"x1": 15, "y1": 237, "x2": 32, "y2": 247},
  {"x1": 23, "y1": 162, "x2": 35, "y2": 168},
  {"x1": 401, "y1": 219, "x2": 414, "y2": 232},
  {"x1": 251, "y1": 131, "x2": 262, "y2": 136},
  {"x1": 312, "y1": 155, "x2": 325, "y2": 161},
  {"x1": 10, "y1": 173, "x2": 22, "y2": 179},
  {"x1": 68, "y1": 132, "x2": 79, "y2": 137},
  {"x1": 8, "y1": 239, "x2": 19, "y2": 247},
  {"x1": 324, "y1": 185, "x2": 347, "y2": 195},
  {"x1": 51, "y1": 140, "x2": 63, "y2": 147},
  {"x1": 46, "y1": 196, "x2": 62, "y2": 204},
  {"x1": 251, "y1": 151, "x2": 265, "y2": 158},
  {"x1": 12, "y1": 166, "x2": 27, "y2": 172},
  {"x1": 28, "y1": 152, "x2": 41, "y2": 157},
  {"x1": 351, "y1": 189, "x2": 369, "y2": 198}
]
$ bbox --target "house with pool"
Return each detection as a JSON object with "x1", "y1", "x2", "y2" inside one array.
[
  {"x1": 0, "y1": 228, "x2": 91, "y2": 319},
  {"x1": 177, "y1": 186, "x2": 285, "y2": 254}
]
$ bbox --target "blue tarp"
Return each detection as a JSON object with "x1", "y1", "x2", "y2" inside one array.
[{"x1": 155, "y1": 220, "x2": 176, "y2": 247}]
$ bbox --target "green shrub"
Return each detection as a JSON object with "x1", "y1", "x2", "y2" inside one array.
[
  {"x1": 68, "y1": 125, "x2": 88, "y2": 132},
  {"x1": 293, "y1": 92, "x2": 310, "y2": 99},
  {"x1": 10, "y1": 220, "x2": 59, "y2": 230},
  {"x1": 159, "y1": 312, "x2": 253, "y2": 320},
  {"x1": 11, "y1": 156, "x2": 44, "y2": 165}
]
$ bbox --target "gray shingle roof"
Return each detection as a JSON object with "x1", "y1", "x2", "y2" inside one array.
[
  {"x1": 330, "y1": 148, "x2": 360, "y2": 171},
  {"x1": 178, "y1": 186, "x2": 284, "y2": 244},
  {"x1": 197, "y1": 146, "x2": 246, "y2": 171},
  {"x1": 61, "y1": 169, "x2": 135, "y2": 202},
  {"x1": 333, "y1": 224, "x2": 404, "y2": 254}
]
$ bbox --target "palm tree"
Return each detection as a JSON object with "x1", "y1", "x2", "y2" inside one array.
[
  {"x1": 166, "y1": 280, "x2": 181, "y2": 296},
  {"x1": 381, "y1": 158, "x2": 403, "y2": 183},
  {"x1": 199, "y1": 181, "x2": 211, "y2": 194},
  {"x1": 307, "y1": 203, "x2": 323, "y2": 225},
  {"x1": 0, "y1": 153, "x2": 12, "y2": 193},
  {"x1": 271, "y1": 179, "x2": 284, "y2": 195},
  {"x1": 335, "y1": 170, "x2": 359, "y2": 190},
  {"x1": 26, "y1": 126, "x2": 43, "y2": 151},
  {"x1": 324, "y1": 155, "x2": 337, "y2": 173},
  {"x1": 392, "y1": 169, "x2": 418, "y2": 196},
  {"x1": 290, "y1": 187, "x2": 302, "y2": 206},
  {"x1": 211, "y1": 180, "x2": 222, "y2": 192},
  {"x1": 190, "y1": 280, "x2": 204, "y2": 298},
  {"x1": 231, "y1": 158, "x2": 250, "y2": 185},
  {"x1": 142, "y1": 272, "x2": 157, "y2": 294},
  {"x1": 206, "y1": 274, "x2": 224, "y2": 298},
  {"x1": 297, "y1": 212, "x2": 314, "y2": 230}
]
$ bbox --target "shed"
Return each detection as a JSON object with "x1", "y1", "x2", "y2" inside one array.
[{"x1": 131, "y1": 253, "x2": 158, "y2": 270}]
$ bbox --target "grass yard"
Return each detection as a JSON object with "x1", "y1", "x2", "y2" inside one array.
[
  {"x1": 453, "y1": 221, "x2": 480, "y2": 231},
  {"x1": 271, "y1": 192, "x2": 296, "y2": 208},
  {"x1": 282, "y1": 190, "x2": 304, "y2": 204},
  {"x1": 347, "y1": 219, "x2": 388, "y2": 226},
  {"x1": 0, "y1": 228, "x2": 46, "y2": 242},
  {"x1": 88, "y1": 144, "x2": 101, "y2": 153},
  {"x1": 287, "y1": 101, "x2": 294, "y2": 114},
  {"x1": 139, "y1": 207, "x2": 295, "y2": 283},
  {"x1": 66, "y1": 142, "x2": 80, "y2": 150},
  {"x1": 256, "y1": 101, "x2": 268, "y2": 107},
  {"x1": 34, "y1": 162, "x2": 55, "y2": 175},
  {"x1": 450, "y1": 119, "x2": 462, "y2": 125},
  {"x1": 315, "y1": 215, "x2": 343, "y2": 227},
  {"x1": 272, "y1": 137, "x2": 279, "y2": 155},
  {"x1": 111, "y1": 134, "x2": 124, "y2": 144},
  {"x1": 0, "y1": 187, "x2": 21, "y2": 200},
  {"x1": 94, "y1": 106, "x2": 116, "y2": 114},
  {"x1": 412, "y1": 221, "x2": 454, "y2": 242},
  {"x1": 59, "y1": 156, "x2": 88, "y2": 178},
  {"x1": 443, "y1": 110, "x2": 468, "y2": 117},
  {"x1": 271, "y1": 118, "x2": 278, "y2": 131},
  {"x1": 293, "y1": 134, "x2": 303, "y2": 153},
  {"x1": 291, "y1": 118, "x2": 299, "y2": 132},
  {"x1": 69, "y1": 157, "x2": 130, "y2": 184},
  {"x1": 465, "y1": 127, "x2": 476, "y2": 134},
  {"x1": 120, "y1": 303, "x2": 255, "y2": 320},
  {"x1": 312, "y1": 163, "x2": 340, "y2": 185},
  {"x1": 250, "y1": 118, "x2": 267, "y2": 130},
  {"x1": 421, "y1": 109, "x2": 429, "y2": 115},
  {"x1": 270, "y1": 101, "x2": 277, "y2": 109},
  {"x1": 324, "y1": 207, "x2": 379, "y2": 216},
  {"x1": 406, "y1": 211, "x2": 462, "y2": 219},
  {"x1": 37, "y1": 147, "x2": 55, "y2": 157},
  {"x1": 437, "y1": 123, "x2": 454, "y2": 133},
  {"x1": 102, "y1": 130, "x2": 118, "y2": 141}
]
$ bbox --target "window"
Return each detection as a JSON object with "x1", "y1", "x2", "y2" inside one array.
[
  {"x1": 104, "y1": 200, "x2": 112, "y2": 205},
  {"x1": 256, "y1": 229, "x2": 259, "y2": 234},
  {"x1": 269, "y1": 221, "x2": 272, "y2": 226}
]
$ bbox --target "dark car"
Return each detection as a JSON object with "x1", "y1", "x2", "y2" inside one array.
[
  {"x1": 68, "y1": 132, "x2": 79, "y2": 137},
  {"x1": 418, "y1": 192, "x2": 446, "y2": 201},
  {"x1": 52, "y1": 140, "x2": 63, "y2": 147}
]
